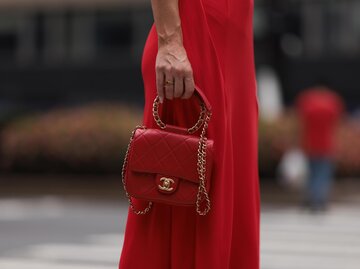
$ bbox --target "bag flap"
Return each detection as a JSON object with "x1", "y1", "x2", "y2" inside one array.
[{"x1": 128, "y1": 128, "x2": 213, "y2": 184}]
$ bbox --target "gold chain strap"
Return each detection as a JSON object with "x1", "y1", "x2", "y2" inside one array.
[
  {"x1": 152, "y1": 96, "x2": 207, "y2": 134},
  {"x1": 121, "y1": 125, "x2": 153, "y2": 215},
  {"x1": 196, "y1": 111, "x2": 212, "y2": 215}
]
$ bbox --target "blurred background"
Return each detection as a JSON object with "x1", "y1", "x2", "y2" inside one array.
[{"x1": 0, "y1": 0, "x2": 359, "y2": 268}]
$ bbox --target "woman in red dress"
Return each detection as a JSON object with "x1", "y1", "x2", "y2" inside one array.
[{"x1": 119, "y1": 0, "x2": 260, "y2": 268}]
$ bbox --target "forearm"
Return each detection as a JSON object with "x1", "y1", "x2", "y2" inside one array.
[{"x1": 151, "y1": 0, "x2": 183, "y2": 47}]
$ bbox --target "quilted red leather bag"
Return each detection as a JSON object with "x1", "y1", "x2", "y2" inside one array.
[{"x1": 121, "y1": 86, "x2": 214, "y2": 216}]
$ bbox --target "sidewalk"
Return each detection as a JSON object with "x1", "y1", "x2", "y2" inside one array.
[{"x1": 0, "y1": 195, "x2": 359, "y2": 269}]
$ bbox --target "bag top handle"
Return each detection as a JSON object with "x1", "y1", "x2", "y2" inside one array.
[
  {"x1": 152, "y1": 85, "x2": 212, "y2": 134},
  {"x1": 194, "y1": 85, "x2": 212, "y2": 112}
]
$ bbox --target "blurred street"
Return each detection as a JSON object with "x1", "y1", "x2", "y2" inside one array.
[{"x1": 0, "y1": 194, "x2": 359, "y2": 269}]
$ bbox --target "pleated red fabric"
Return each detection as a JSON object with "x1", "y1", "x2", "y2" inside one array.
[{"x1": 119, "y1": 0, "x2": 260, "y2": 268}]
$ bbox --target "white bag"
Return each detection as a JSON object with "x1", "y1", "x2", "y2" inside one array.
[{"x1": 277, "y1": 148, "x2": 309, "y2": 190}]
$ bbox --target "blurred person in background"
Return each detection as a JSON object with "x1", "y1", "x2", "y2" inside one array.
[{"x1": 296, "y1": 86, "x2": 344, "y2": 212}]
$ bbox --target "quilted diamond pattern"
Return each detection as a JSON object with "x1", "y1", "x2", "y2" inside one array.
[{"x1": 126, "y1": 128, "x2": 214, "y2": 206}]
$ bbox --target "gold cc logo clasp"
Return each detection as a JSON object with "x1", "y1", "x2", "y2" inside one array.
[{"x1": 158, "y1": 177, "x2": 175, "y2": 192}]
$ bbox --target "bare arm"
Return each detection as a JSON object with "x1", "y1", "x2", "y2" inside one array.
[{"x1": 151, "y1": 0, "x2": 195, "y2": 103}]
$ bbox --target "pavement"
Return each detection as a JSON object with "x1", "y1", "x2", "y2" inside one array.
[
  {"x1": 261, "y1": 204, "x2": 360, "y2": 269},
  {"x1": 0, "y1": 197, "x2": 125, "y2": 269},
  {"x1": 0, "y1": 175, "x2": 359, "y2": 269}
]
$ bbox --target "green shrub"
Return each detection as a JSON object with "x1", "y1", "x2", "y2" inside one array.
[
  {"x1": 0, "y1": 103, "x2": 142, "y2": 173},
  {"x1": 335, "y1": 120, "x2": 360, "y2": 176},
  {"x1": 258, "y1": 111, "x2": 299, "y2": 177}
]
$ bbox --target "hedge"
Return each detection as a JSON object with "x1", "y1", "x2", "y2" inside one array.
[
  {"x1": 1, "y1": 105, "x2": 359, "y2": 176},
  {"x1": 0, "y1": 103, "x2": 142, "y2": 173}
]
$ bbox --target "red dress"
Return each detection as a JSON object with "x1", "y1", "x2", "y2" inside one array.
[{"x1": 119, "y1": 0, "x2": 260, "y2": 268}]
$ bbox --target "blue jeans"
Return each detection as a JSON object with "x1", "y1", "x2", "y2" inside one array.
[{"x1": 306, "y1": 157, "x2": 334, "y2": 208}]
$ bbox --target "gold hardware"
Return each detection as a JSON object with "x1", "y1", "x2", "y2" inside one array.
[
  {"x1": 165, "y1": 80, "x2": 174, "y2": 85},
  {"x1": 158, "y1": 177, "x2": 175, "y2": 192}
]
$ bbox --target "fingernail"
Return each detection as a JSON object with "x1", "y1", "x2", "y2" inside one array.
[{"x1": 159, "y1": 97, "x2": 163, "y2": 103}]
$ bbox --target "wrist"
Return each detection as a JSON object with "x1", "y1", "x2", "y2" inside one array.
[{"x1": 157, "y1": 24, "x2": 183, "y2": 48}]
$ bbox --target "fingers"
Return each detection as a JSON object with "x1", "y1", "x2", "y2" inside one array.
[
  {"x1": 156, "y1": 69, "x2": 165, "y2": 103},
  {"x1": 174, "y1": 75, "x2": 184, "y2": 98},
  {"x1": 182, "y1": 74, "x2": 195, "y2": 99},
  {"x1": 164, "y1": 72, "x2": 174, "y2": 100},
  {"x1": 155, "y1": 46, "x2": 195, "y2": 102}
]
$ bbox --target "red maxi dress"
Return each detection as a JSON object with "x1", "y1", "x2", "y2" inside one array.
[{"x1": 119, "y1": 0, "x2": 260, "y2": 268}]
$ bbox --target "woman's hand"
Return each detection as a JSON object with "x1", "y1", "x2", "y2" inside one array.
[
  {"x1": 155, "y1": 40, "x2": 195, "y2": 103},
  {"x1": 150, "y1": 0, "x2": 194, "y2": 103}
]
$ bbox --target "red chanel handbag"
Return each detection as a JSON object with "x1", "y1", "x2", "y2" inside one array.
[{"x1": 121, "y1": 86, "x2": 214, "y2": 216}]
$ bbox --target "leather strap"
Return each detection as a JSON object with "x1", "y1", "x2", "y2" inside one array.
[{"x1": 194, "y1": 85, "x2": 212, "y2": 112}]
